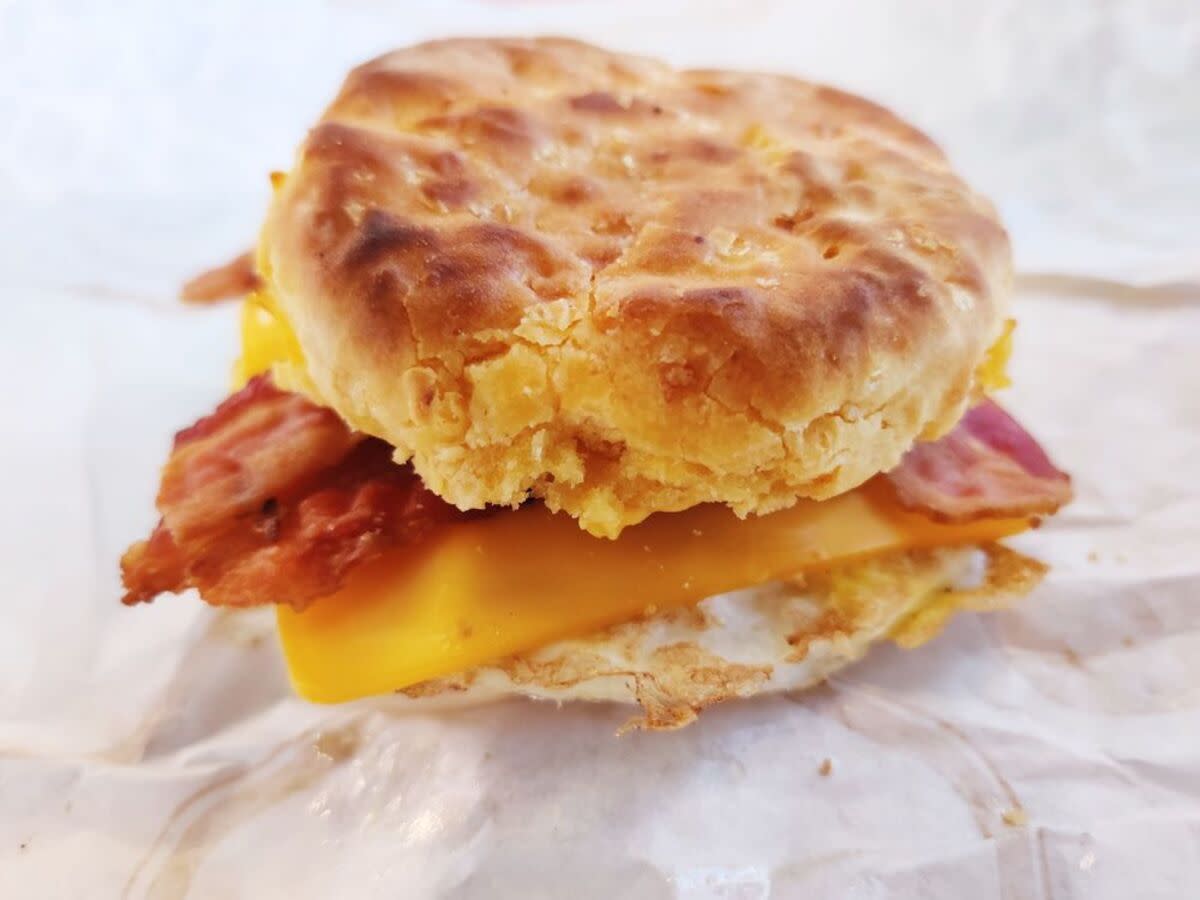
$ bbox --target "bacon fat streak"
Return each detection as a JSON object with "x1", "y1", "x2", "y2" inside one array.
[{"x1": 120, "y1": 376, "x2": 460, "y2": 609}]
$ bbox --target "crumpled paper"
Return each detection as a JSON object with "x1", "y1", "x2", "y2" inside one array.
[{"x1": 2, "y1": 2, "x2": 1198, "y2": 898}]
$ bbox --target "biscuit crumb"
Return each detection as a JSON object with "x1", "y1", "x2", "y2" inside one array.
[
  {"x1": 818, "y1": 758, "x2": 833, "y2": 777},
  {"x1": 1002, "y1": 807, "x2": 1027, "y2": 827}
]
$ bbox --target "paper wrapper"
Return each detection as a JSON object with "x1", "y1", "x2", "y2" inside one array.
[{"x1": 2, "y1": 2, "x2": 1198, "y2": 897}]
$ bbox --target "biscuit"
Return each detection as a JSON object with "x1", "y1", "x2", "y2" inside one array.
[{"x1": 260, "y1": 38, "x2": 1011, "y2": 536}]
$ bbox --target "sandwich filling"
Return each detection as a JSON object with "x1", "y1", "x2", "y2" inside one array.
[{"x1": 120, "y1": 296, "x2": 1070, "y2": 704}]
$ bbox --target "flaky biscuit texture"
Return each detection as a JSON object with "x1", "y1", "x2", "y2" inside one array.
[{"x1": 262, "y1": 38, "x2": 1012, "y2": 535}]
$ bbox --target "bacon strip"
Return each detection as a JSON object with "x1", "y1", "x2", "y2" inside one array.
[
  {"x1": 887, "y1": 399, "x2": 1072, "y2": 522},
  {"x1": 120, "y1": 376, "x2": 462, "y2": 609},
  {"x1": 180, "y1": 250, "x2": 261, "y2": 303}
]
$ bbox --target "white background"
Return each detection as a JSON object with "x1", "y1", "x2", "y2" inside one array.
[{"x1": 1, "y1": 2, "x2": 1198, "y2": 898}]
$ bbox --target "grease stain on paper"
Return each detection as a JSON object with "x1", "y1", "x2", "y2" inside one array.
[{"x1": 123, "y1": 717, "x2": 364, "y2": 899}]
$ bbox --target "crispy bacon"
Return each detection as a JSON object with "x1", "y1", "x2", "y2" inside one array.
[
  {"x1": 120, "y1": 376, "x2": 462, "y2": 609},
  {"x1": 180, "y1": 250, "x2": 261, "y2": 303},
  {"x1": 887, "y1": 399, "x2": 1072, "y2": 522}
]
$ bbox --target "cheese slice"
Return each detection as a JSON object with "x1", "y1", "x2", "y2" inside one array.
[
  {"x1": 976, "y1": 318, "x2": 1015, "y2": 393},
  {"x1": 232, "y1": 290, "x2": 305, "y2": 388},
  {"x1": 277, "y1": 484, "x2": 1028, "y2": 703},
  {"x1": 235, "y1": 297, "x2": 1030, "y2": 704}
]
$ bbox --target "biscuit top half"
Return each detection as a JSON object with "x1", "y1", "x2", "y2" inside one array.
[{"x1": 259, "y1": 37, "x2": 1012, "y2": 537}]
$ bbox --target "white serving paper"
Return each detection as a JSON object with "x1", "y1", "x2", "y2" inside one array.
[{"x1": 1, "y1": 2, "x2": 1198, "y2": 897}]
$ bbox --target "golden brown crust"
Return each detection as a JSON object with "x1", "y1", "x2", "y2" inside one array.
[{"x1": 261, "y1": 37, "x2": 1012, "y2": 536}]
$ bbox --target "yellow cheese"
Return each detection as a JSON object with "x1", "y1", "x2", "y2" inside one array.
[
  {"x1": 232, "y1": 291, "x2": 304, "y2": 387},
  {"x1": 237, "y1": 297, "x2": 1030, "y2": 703},
  {"x1": 277, "y1": 484, "x2": 1028, "y2": 702},
  {"x1": 976, "y1": 318, "x2": 1015, "y2": 392}
]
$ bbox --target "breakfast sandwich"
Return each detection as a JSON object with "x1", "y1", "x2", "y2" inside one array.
[{"x1": 121, "y1": 38, "x2": 1070, "y2": 730}]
